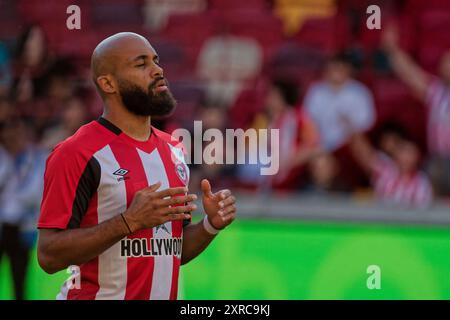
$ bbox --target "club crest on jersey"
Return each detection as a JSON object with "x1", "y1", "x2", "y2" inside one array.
[
  {"x1": 113, "y1": 168, "x2": 130, "y2": 182},
  {"x1": 175, "y1": 163, "x2": 188, "y2": 185}
]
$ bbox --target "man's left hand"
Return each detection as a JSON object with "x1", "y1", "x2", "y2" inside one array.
[{"x1": 201, "y1": 179, "x2": 236, "y2": 230}]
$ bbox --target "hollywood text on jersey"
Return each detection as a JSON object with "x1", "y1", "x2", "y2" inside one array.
[{"x1": 120, "y1": 237, "x2": 183, "y2": 258}]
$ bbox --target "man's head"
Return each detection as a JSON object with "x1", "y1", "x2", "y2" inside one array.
[
  {"x1": 91, "y1": 32, "x2": 176, "y2": 117},
  {"x1": 325, "y1": 52, "x2": 353, "y2": 87},
  {"x1": 376, "y1": 122, "x2": 409, "y2": 157},
  {"x1": 1, "y1": 118, "x2": 30, "y2": 155},
  {"x1": 265, "y1": 78, "x2": 299, "y2": 118},
  {"x1": 393, "y1": 140, "x2": 421, "y2": 174}
]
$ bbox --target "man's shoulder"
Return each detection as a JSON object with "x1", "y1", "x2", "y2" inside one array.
[
  {"x1": 50, "y1": 120, "x2": 118, "y2": 163},
  {"x1": 152, "y1": 126, "x2": 182, "y2": 146},
  {"x1": 152, "y1": 126, "x2": 187, "y2": 159}
]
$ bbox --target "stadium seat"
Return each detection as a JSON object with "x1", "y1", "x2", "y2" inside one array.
[
  {"x1": 220, "y1": 11, "x2": 284, "y2": 62},
  {"x1": 294, "y1": 15, "x2": 351, "y2": 54},
  {"x1": 414, "y1": 10, "x2": 450, "y2": 71},
  {"x1": 167, "y1": 80, "x2": 205, "y2": 127},
  {"x1": 268, "y1": 42, "x2": 325, "y2": 88},
  {"x1": 209, "y1": 0, "x2": 269, "y2": 11},
  {"x1": 18, "y1": 0, "x2": 72, "y2": 23},
  {"x1": 90, "y1": 0, "x2": 143, "y2": 27},
  {"x1": 150, "y1": 40, "x2": 191, "y2": 80},
  {"x1": 162, "y1": 12, "x2": 219, "y2": 64},
  {"x1": 371, "y1": 77, "x2": 426, "y2": 144}
]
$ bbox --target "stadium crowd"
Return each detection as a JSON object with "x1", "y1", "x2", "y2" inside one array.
[{"x1": 0, "y1": 0, "x2": 450, "y2": 298}]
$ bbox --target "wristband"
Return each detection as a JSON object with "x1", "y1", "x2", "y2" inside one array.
[{"x1": 203, "y1": 216, "x2": 220, "y2": 235}]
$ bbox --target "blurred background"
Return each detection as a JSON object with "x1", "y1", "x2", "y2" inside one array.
[{"x1": 1, "y1": 0, "x2": 450, "y2": 299}]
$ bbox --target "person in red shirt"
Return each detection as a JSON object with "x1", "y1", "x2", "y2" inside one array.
[
  {"x1": 349, "y1": 125, "x2": 433, "y2": 209},
  {"x1": 382, "y1": 24, "x2": 450, "y2": 197},
  {"x1": 37, "y1": 32, "x2": 237, "y2": 300}
]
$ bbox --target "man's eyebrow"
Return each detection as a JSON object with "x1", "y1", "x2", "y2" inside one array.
[{"x1": 132, "y1": 55, "x2": 148, "y2": 62}]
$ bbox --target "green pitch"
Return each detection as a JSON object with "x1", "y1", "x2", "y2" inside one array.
[{"x1": 1, "y1": 219, "x2": 450, "y2": 299}]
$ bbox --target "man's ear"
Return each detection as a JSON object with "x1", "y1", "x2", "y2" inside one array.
[{"x1": 96, "y1": 75, "x2": 117, "y2": 95}]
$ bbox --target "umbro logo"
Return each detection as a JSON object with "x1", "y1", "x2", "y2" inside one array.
[
  {"x1": 155, "y1": 223, "x2": 170, "y2": 235},
  {"x1": 113, "y1": 168, "x2": 130, "y2": 181}
]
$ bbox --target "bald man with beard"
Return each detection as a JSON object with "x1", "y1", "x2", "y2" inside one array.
[{"x1": 36, "y1": 33, "x2": 237, "y2": 300}]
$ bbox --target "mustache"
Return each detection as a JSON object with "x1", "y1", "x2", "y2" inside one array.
[{"x1": 149, "y1": 77, "x2": 166, "y2": 90}]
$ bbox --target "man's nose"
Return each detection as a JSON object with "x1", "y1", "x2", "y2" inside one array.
[{"x1": 151, "y1": 63, "x2": 164, "y2": 79}]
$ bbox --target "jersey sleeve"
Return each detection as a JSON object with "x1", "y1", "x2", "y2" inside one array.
[{"x1": 38, "y1": 144, "x2": 100, "y2": 230}]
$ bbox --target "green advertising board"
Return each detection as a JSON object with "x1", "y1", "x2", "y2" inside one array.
[{"x1": 1, "y1": 219, "x2": 450, "y2": 299}]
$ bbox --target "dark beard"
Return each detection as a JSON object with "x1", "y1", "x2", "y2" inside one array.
[{"x1": 118, "y1": 78, "x2": 177, "y2": 117}]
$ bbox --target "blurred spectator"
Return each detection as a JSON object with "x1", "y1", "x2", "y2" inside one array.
[
  {"x1": 31, "y1": 57, "x2": 79, "y2": 137},
  {"x1": 40, "y1": 96, "x2": 88, "y2": 150},
  {"x1": 197, "y1": 32, "x2": 263, "y2": 106},
  {"x1": 304, "y1": 52, "x2": 375, "y2": 152},
  {"x1": 189, "y1": 103, "x2": 236, "y2": 193},
  {"x1": 0, "y1": 118, "x2": 47, "y2": 299},
  {"x1": 0, "y1": 41, "x2": 12, "y2": 96},
  {"x1": 0, "y1": 96, "x2": 12, "y2": 126},
  {"x1": 11, "y1": 24, "x2": 53, "y2": 104},
  {"x1": 237, "y1": 78, "x2": 321, "y2": 190},
  {"x1": 304, "y1": 152, "x2": 349, "y2": 194},
  {"x1": 349, "y1": 124, "x2": 433, "y2": 209},
  {"x1": 382, "y1": 25, "x2": 450, "y2": 197},
  {"x1": 142, "y1": 0, "x2": 207, "y2": 32},
  {"x1": 374, "y1": 122, "x2": 410, "y2": 158}
]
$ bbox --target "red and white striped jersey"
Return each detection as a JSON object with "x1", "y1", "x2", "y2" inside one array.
[
  {"x1": 426, "y1": 77, "x2": 450, "y2": 157},
  {"x1": 38, "y1": 117, "x2": 190, "y2": 300},
  {"x1": 372, "y1": 153, "x2": 433, "y2": 208}
]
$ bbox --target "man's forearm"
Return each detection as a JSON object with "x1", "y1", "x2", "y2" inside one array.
[
  {"x1": 388, "y1": 47, "x2": 429, "y2": 98},
  {"x1": 181, "y1": 219, "x2": 217, "y2": 265},
  {"x1": 38, "y1": 214, "x2": 129, "y2": 274}
]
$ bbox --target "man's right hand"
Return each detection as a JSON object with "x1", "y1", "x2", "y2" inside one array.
[{"x1": 123, "y1": 181, "x2": 197, "y2": 233}]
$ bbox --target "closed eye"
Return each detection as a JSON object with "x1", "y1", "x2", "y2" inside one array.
[{"x1": 136, "y1": 64, "x2": 146, "y2": 68}]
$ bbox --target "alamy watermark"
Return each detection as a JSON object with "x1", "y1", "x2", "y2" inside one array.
[
  {"x1": 366, "y1": 5, "x2": 381, "y2": 30},
  {"x1": 171, "y1": 121, "x2": 280, "y2": 176},
  {"x1": 65, "y1": 265, "x2": 81, "y2": 290},
  {"x1": 66, "y1": 5, "x2": 81, "y2": 30},
  {"x1": 366, "y1": 265, "x2": 381, "y2": 290}
]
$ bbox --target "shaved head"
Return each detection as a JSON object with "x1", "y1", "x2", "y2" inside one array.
[
  {"x1": 90, "y1": 32, "x2": 176, "y2": 117},
  {"x1": 91, "y1": 32, "x2": 150, "y2": 88}
]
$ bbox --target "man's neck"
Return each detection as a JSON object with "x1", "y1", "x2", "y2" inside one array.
[{"x1": 102, "y1": 108, "x2": 152, "y2": 142}]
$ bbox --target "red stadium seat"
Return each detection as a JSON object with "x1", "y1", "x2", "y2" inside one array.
[
  {"x1": 18, "y1": 0, "x2": 73, "y2": 24},
  {"x1": 90, "y1": 0, "x2": 143, "y2": 26},
  {"x1": 267, "y1": 42, "x2": 325, "y2": 88},
  {"x1": 150, "y1": 40, "x2": 192, "y2": 81},
  {"x1": 405, "y1": 0, "x2": 450, "y2": 14},
  {"x1": 209, "y1": 0, "x2": 269, "y2": 11},
  {"x1": 229, "y1": 82, "x2": 267, "y2": 130},
  {"x1": 167, "y1": 80, "x2": 205, "y2": 127},
  {"x1": 418, "y1": 9, "x2": 450, "y2": 32},
  {"x1": 220, "y1": 11, "x2": 284, "y2": 62},
  {"x1": 294, "y1": 15, "x2": 351, "y2": 54},
  {"x1": 414, "y1": 10, "x2": 450, "y2": 71},
  {"x1": 162, "y1": 12, "x2": 220, "y2": 64}
]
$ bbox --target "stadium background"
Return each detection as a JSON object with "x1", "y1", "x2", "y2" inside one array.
[{"x1": 1, "y1": 0, "x2": 450, "y2": 299}]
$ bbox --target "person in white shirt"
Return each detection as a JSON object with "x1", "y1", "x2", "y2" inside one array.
[
  {"x1": 0, "y1": 119, "x2": 47, "y2": 300},
  {"x1": 304, "y1": 53, "x2": 375, "y2": 152},
  {"x1": 197, "y1": 33, "x2": 263, "y2": 106},
  {"x1": 382, "y1": 24, "x2": 450, "y2": 197}
]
